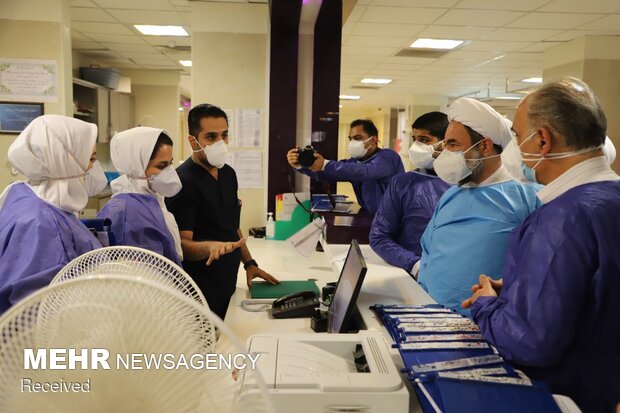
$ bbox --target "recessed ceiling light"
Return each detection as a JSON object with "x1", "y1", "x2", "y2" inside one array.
[
  {"x1": 134, "y1": 25, "x2": 188, "y2": 36},
  {"x1": 179, "y1": 60, "x2": 192, "y2": 67},
  {"x1": 410, "y1": 38, "x2": 463, "y2": 50},
  {"x1": 339, "y1": 104, "x2": 343, "y2": 108},
  {"x1": 495, "y1": 96, "x2": 521, "y2": 100},
  {"x1": 178, "y1": 107, "x2": 184, "y2": 111},
  {"x1": 522, "y1": 77, "x2": 543, "y2": 83},
  {"x1": 360, "y1": 78, "x2": 392, "y2": 85},
  {"x1": 339, "y1": 95, "x2": 360, "y2": 100}
]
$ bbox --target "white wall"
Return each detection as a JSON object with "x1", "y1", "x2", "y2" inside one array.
[
  {"x1": 191, "y1": 2, "x2": 269, "y2": 232},
  {"x1": 0, "y1": 3, "x2": 72, "y2": 192}
]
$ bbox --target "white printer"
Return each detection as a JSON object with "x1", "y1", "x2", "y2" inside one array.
[{"x1": 239, "y1": 332, "x2": 409, "y2": 413}]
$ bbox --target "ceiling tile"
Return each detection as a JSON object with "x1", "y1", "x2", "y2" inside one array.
[
  {"x1": 361, "y1": 7, "x2": 447, "y2": 24},
  {"x1": 346, "y1": 6, "x2": 367, "y2": 22},
  {"x1": 578, "y1": 15, "x2": 620, "y2": 30},
  {"x1": 342, "y1": 22, "x2": 355, "y2": 35},
  {"x1": 416, "y1": 25, "x2": 494, "y2": 40},
  {"x1": 72, "y1": 41, "x2": 106, "y2": 49},
  {"x1": 545, "y1": 29, "x2": 620, "y2": 41},
  {"x1": 463, "y1": 40, "x2": 533, "y2": 52},
  {"x1": 384, "y1": 56, "x2": 438, "y2": 65},
  {"x1": 375, "y1": 63, "x2": 427, "y2": 70},
  {"x1": 501, "y1": 52, "x2": 543, "y2": 61},
  {"x1": 79, "y1": 33, "x2": 149, "y2": 44},
  {"x1": 481, "y1": 28, "x2": 563, "y2": 42},
  {"x1": 71, "y1": 0, "x2": 98, "y2": 7},
  {"x1": 518, "y1": 41, "x2": 563, "y2": 52},
  {"x1": 92, "y1": 0, "x2": 175, "y2": 10},
  {"x1": 443, "y1": 50, "x2": 505, "y2": 60},
  {"x1": 435, "y1": 9, "x2": 525, "y2": 27},
  {"x1": 71, "y1": 22, "x2": 134, "y2": 35},
  {"x1": 71, "y1": 7, "x2": 116, "y2": 22},
  {"x1": 538, "y1": 0, "x2": 620, "y2": 13},
  {"x1": 106, "y1": 9, "x2": 188, "y2": 25},
  {"x1": 507, "y1": 12, "x2": 605, "y2": 29},
  {"x1": 346, "y1": 35, "x2": 412, "y2": 48},
  {"x1": 352, "y1": 23, "x2": 425, "y2": 37},
  {"x1": 342, "y1": 46, "x2": 398, "y2": 57},
  {"x1": 455, "y1": 0, "x2": 551, "y2": 12},
  {"x1": 71, "y1": 31, "x2": 92, "y2": 41},
  {"x1": 118, "y1": 52, "x2": 168, "y2": 60},
  {"x1": 142, "y1": 36, "x2": 191, "y2": 47},
  {"x1": 102, "y1": 43, "x2": 159, "y2": 52}
]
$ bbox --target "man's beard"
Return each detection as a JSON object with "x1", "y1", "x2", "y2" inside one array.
[{"x1": 459, "y1": 149, "x2": 484, "y2": 185}]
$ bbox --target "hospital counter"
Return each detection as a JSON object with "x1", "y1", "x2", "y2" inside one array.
[{"x1": 226, "y1": 237, "x2": 433, "y2": 413}]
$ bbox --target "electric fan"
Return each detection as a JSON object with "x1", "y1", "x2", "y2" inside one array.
[
  {"x1": 52, "y1": 246, "x2": 206, "y2": 307},
  {"x1": 0, "y1": 275, "x2": 273, "y2": 413},
  {"x1": 50, "y1": 246, "x2": 215, "y2": 350}
]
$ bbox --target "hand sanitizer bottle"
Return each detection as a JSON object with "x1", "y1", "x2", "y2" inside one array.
[{"x1": 266, "y1": 212, "x2": 275, "y2": 240}]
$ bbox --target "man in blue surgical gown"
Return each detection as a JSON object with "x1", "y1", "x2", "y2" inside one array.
[
  {"x1": 416, "y1": 98, "x2": 540, "y2": 315},
  {"x1": 0, "y1": 115, "x2": 106, "y2": 313},
  {"x1": 463, "y1": 78, "x2": 620, "y2": 413},
  {"x1": 370, "y1": 112, "x2": 450, "y2": 273},
  {"x1": 287, "y1": 119, "x2": 404, "y2": 215}
]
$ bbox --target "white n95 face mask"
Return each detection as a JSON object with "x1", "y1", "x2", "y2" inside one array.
[
  {"x1": 409, "y1": 141, "x2": 441, "y2": 170},
  {"x1": 433, "y1": 141, "x2": 489, "y2": 185},
  {"x1": 83, "y1": 160, "x2": 108, "y2": 197},
  {"x1": 348, "y1": 137, "x2": 372, "y2": 159},
  {"x1": 194, "y1": 138, "x2": 228, "y2": 169},
  {"x1": 149, "y1": 165, "x2": 182, "y2": 197}
]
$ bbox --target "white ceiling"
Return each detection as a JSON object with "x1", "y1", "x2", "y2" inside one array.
[{"x1": 69, "y1": 0, "x2": 620, "y2": 111}]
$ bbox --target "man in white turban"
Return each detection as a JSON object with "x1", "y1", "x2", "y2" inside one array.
[
  {"x1": 98, "y1": 127, "x2": 243, "y2": 266},
  {"x1": 414, "y1": 98, "x2": 541, "y2": 315},
  {"x1": 0, "y1": 115, "x2": 107, "y2": 313}
]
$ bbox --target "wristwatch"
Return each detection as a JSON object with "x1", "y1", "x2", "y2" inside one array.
[{"x1": 243, "y1": 259, "x2": 258, "y2": 270}]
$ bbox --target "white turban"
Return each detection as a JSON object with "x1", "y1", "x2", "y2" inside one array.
[
  {"x1": 447, "y1": 97, "x2": 513, "y2": 149},
  {"x1": 110, "y1": 127, "x2": 169, "y2": 195},
  {"x1": 7, "y1": 115, "x2": 97, "y2": 213},
  {"x1": 604, "y1": 136, "x2": 616, "y2": 165}
]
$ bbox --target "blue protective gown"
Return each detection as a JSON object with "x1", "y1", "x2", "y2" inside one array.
[
  {"x1": 97, "y1": 193, "x2": 182, "y2": 266},
  {"x1": 418, "y1": 180, "x2": 541, "y2": 315},
  {"x1": 471, "y1": 181, "x2": 620, "y2": 413},
  {"x1": 370, "y1": 172, "x2": 450, "y2": 273},
  {"x1": 298, "y1": 148, "x2": 404, "y2": 215},
  {"x1": 0, "y1": 183, "x2": 101, "y2": 313}
]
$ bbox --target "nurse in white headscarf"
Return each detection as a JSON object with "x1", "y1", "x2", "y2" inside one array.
[
  {"x1": 416, "y1": 98, "x2": 541, "y2": 315},
  {"x1": 97, "y1": 127, "x2": 185, "y2": 265},
  {"x1": 0, "y1": 115, "x2": 106, "y2": 313}
]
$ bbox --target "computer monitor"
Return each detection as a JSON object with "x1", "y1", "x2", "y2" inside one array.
[{"x1": 328, "y1": 240, "x2": 368, "y2": 333}]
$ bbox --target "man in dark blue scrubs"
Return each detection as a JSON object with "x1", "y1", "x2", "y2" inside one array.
[{"x1": 167, "y1": 104, "x2": 278, "y2": 319}]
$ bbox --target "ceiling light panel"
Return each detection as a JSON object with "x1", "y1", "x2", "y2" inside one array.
[{"x1": 134, "y1": 25, "x2": 189, "y2": 36}]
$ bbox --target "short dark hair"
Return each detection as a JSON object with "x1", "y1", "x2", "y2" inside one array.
[
  {"x1": 350, "y1": 119, "x2": 378, "y2": 138},
  {"x1": 188, "y1": 104, "x2": 228, "y2": 138},
  {"x1": 526, "y1": 77, "x2": 606, "y2": 150},
  {"x1": 411, "y1": 112, "x2": 448, "y2": 140},
  {"x1": 150, "y1": 132, "x2": 173, "y2": 161},
  {"x1": 464, "y1": 125, "x2": 502, "y2": 155}
]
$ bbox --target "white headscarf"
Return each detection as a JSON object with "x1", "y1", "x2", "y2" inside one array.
[
  {"x1": 6, "y1": 115, "x2": 97, "y2": 213},
  {"x1": 110, "y1": 126, "x2": 167, "y2": 195},
  {"x1": 109, "y1": 127, "x2": 183, "y2": 260},
  {"x1": 448, "y1": 97, "x2": 513, "y2": 149}
]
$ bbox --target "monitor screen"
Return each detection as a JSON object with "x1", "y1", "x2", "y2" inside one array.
[{"x1": 328, "y1": 240, "x2": 367, "y2": 333}]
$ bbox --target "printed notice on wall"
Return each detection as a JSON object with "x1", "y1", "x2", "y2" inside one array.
[
  {"x1": 0, "y1": 58, "x2": 57, "y2": 102},
  {"x1": 236, "y1": 109, "x2": 262, "y2": 147},
  {"x1": 232, "y1": 151, "x2": 263, "y2": 188},
  {"x1": 223, "y1": 108, "x2": 236, "y2": 146}
]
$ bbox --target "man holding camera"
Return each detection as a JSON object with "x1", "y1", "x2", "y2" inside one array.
[{"x1": 286, "y1": 119, "x2": 404, "y2": 215}]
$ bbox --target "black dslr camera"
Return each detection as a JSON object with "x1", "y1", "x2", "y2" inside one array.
[{"x1": 297, "y1": 145, "x2": 317, "y2": 168}]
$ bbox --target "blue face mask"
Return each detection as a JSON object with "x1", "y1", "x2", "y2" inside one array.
[{"x1": 521, "y1": 162, "x2": 538, "y2": 183}]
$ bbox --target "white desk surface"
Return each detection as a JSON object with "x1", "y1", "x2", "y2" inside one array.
[{"x1": 226, "y1": 238, "x2": 434, "y2": 413}]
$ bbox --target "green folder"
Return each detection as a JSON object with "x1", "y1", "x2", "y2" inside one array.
[{"x1": 250, "y1": 280, "x2": 320, "y2": 299}]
